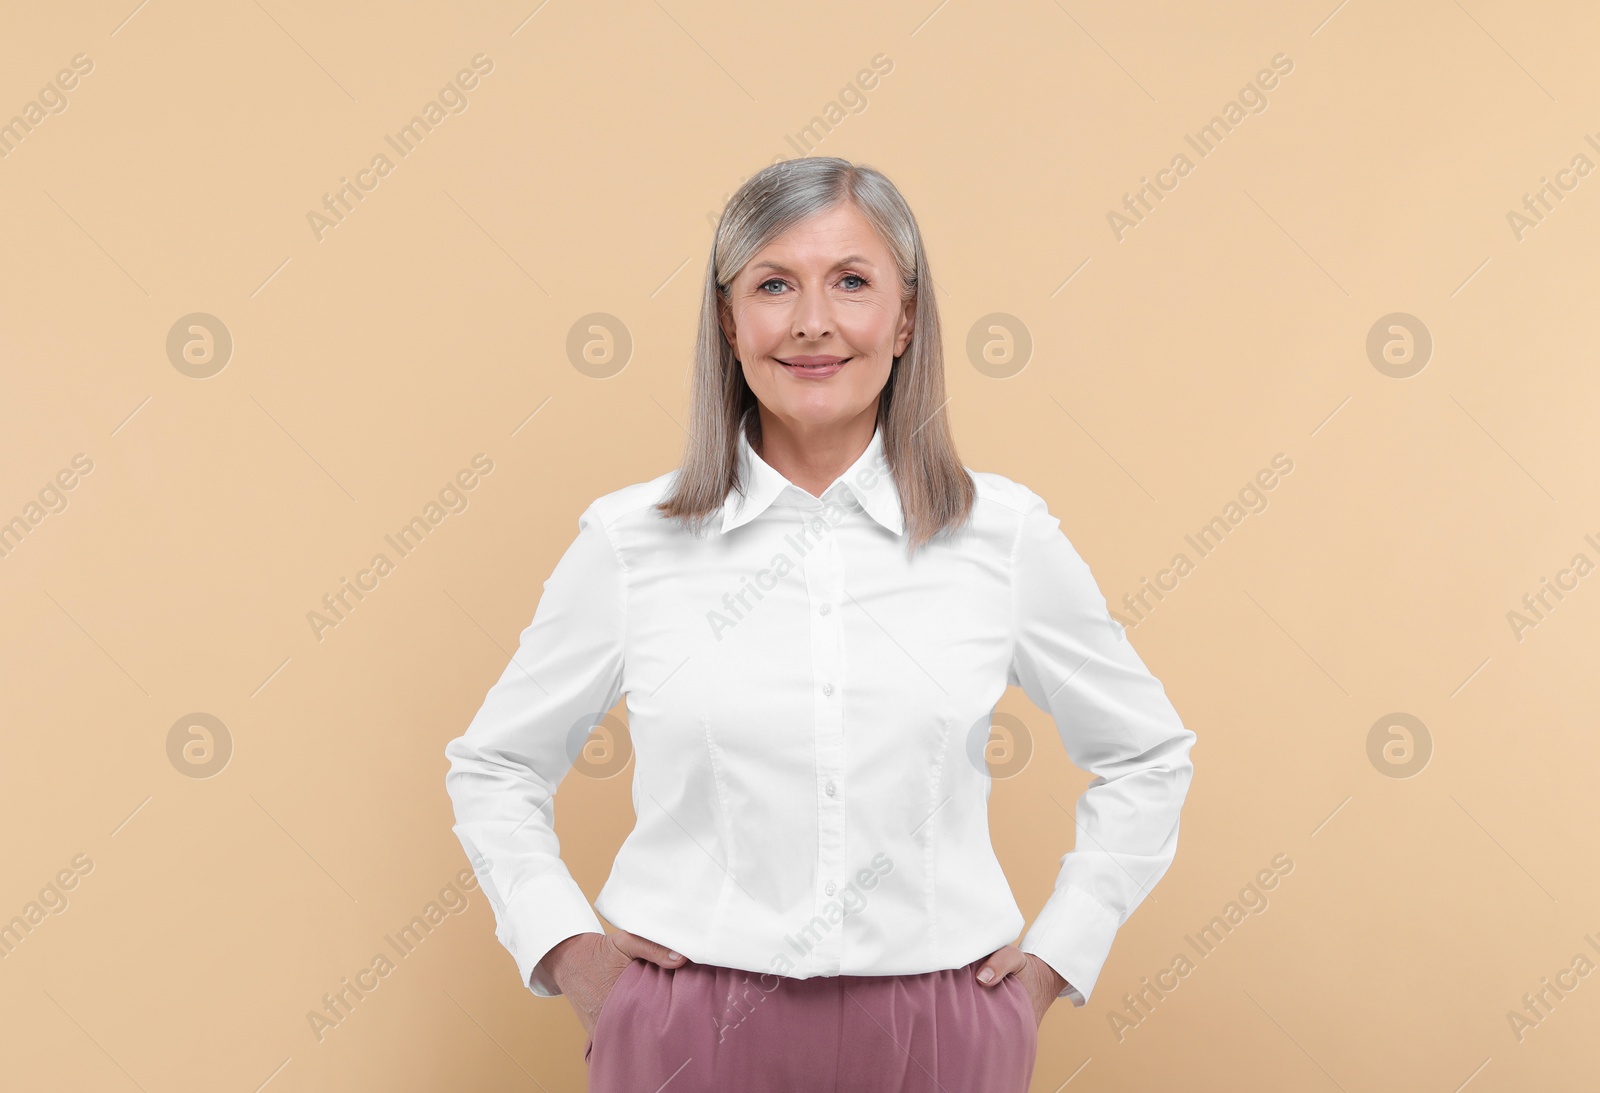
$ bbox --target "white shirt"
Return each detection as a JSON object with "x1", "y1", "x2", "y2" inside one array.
[{"x1": 444, "y1": 414, "x2": 1196, "y2": 1007}]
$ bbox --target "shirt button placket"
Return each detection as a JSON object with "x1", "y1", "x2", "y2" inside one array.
[{"x1": 805, "y1": 516, "x2": 847, "y2": 976}]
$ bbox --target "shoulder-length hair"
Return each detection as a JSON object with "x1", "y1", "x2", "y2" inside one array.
[{"x1": 655, "y1": 156, "x2": 975, "y2": 557}]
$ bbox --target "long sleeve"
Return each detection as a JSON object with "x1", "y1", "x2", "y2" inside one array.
[
  {"x1": 1008, "y1": 491, "x2": 1197, "y2": 1007},
  {"x1": 443, "y1": 502, "x2": 627, "y2": 997}
]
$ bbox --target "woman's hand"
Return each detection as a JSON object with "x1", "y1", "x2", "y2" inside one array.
[
  {"x1": 974, "y1": 944, "x2": 1069, "y2": 1027},
  {"x1": 541, "y1": 929, "x2": 688, "y2": 1037}
]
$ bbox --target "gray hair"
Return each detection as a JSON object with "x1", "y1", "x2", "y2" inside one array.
[{"x1": 654, "y1": 156, "x2": 974, "y2": 557}]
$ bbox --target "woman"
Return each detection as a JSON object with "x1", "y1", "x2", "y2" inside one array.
[{"x1": 444, "y1": 157, "x2": 1196, "y2": 1091}]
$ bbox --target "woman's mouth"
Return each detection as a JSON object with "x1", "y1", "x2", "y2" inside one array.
[{"x1": 777, "y1": 356, "x2": 850, "y2": 378}]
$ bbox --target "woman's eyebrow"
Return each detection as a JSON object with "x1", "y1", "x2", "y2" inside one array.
[{"x1": 750, "y1": 255, "x2": 876, "y2": 274}]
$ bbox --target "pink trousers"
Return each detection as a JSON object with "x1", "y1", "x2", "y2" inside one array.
[{"x1": 583, "y1": 955, "x2": 1037, "y2": 1092}]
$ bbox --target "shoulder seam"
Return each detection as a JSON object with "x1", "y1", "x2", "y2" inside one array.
[
  {"x1": 1007, "y1": 492, "x2": 1031, "y2": 679},
  {"x1": 587, "y1": 469, "x2": 679, "y2": 530},
  {"x1": 587, "y1": 507, "x2": 630, "y2": 671},
  {"x1": 588, "y1": 505, "x2": 631, "y2": 574},
  {"x1": 967, "y1": 469, "x2": 1035, "y2": 520}
]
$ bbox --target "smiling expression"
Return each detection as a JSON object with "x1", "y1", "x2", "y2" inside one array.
[{"x1": 717, "y1": 201, "x2": 915, "y2": 430}]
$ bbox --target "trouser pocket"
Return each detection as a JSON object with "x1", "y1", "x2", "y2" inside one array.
[{"x1": 584, "y1": 958, "x2": 645, "y2": 1065}]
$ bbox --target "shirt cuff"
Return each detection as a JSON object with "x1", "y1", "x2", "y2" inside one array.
[
  {"x1": 496, "y1": 872, "x2": 606, "y2": 997},
  {"x1": 1018, "y1": 884, "x2": 1123, "y2": 1007}
]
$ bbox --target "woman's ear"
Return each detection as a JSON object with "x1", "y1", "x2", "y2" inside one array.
[{"x1": 894, "y1": 298, "x2": 916, "y2": 357}]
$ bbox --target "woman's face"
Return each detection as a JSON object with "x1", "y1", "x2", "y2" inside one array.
[{"x1": 717, "y1": 201, "x2": 914, "y2": 432}]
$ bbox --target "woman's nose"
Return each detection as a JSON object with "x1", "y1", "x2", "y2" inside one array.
[{"x1": 790, "y1": 282, "x2": 835, "y2": 339}]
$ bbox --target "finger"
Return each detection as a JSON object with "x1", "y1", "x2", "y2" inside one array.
[
  {"x1": 610, "y1": 929, "x2": 687, "y2": 969},
  {"x1": 974, "y1": 947, "x2": 1027, "y2": 987}
]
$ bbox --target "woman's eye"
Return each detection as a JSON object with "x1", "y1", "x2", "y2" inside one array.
[{"x1": 757, "y1": 274, "x2": 867, "y2": 293}]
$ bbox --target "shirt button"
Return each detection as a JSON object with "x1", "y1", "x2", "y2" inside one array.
[
  {"x1": 825, "y1": 781, "x2": 836, "y2": 796},
  {"x1": 819, "y1": 603, "x2": 832, "y2": 616},
  {"x1": 822, "y1": 683, "x2": 834, "y2": 697},
  {"x1": 825, "y1": 881, "x2": 836, "y2": 895}
]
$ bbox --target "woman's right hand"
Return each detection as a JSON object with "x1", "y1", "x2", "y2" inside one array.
[{"x1": 541, "y1": 929, "x2": 688, "y2": 1037}]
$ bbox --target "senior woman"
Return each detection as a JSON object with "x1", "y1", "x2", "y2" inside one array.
[{"x1": 443, "y1": 156, "x2": 1196, "y2": 1091}]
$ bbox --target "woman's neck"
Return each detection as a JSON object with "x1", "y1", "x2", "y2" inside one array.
[{"x1": 750, "y1": 405, "x2": 878, "y2": 499}]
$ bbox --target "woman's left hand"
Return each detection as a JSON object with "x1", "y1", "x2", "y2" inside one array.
[{"x1": 974, "y1": 944, "x2": 1068, "y2": 1026}]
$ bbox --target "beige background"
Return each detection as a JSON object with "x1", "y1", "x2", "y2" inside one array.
[{"x1": 2, "y1": 1, "x2": 1597, "y2": 1090}]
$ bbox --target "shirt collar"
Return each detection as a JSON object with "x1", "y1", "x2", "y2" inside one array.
[{"x1": 720, "y1": 411, "x2": 905, "y2": 537}]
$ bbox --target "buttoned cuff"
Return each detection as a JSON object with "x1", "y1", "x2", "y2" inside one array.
[
  {"x1": 1018, "y1": 885, "x2": 1122, "y2": 1007},
  {"x1": 496, "y1": 873, "x2": 606, "y2": 997}
]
